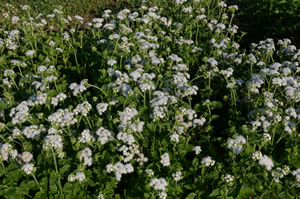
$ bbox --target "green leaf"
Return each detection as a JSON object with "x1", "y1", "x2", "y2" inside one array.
[
  {"x1": 63, "y1": 182, "x2": 73, "y2": 193},
  {"x1": 34, "y1": 192, "x2": 48, "y2": 199},
  {"x1": 41, "y1": 177, "x2": 48, "y2": 191},
  {"x1": 50, "y1": 172, "x2": 58, "y2": 186},
  {"x1": 27, "y1": 180, "x2": 37, "y2": 190},
  {"x1": 65, "y1": 194, "x2": 73, "y2": 199},
  {"x1": 211, "y1": 114, "x2": 219, "y2": 120},
  {"x1": 186, "y1": 192, "x2": 197, "y2": 199},
  {"x1": 210, "y1": 101, "x2": 223, "y2": 109},
  {"x1": 193, "y1": 103, "x2": 201, "y2": 112},
  {"x1": 192, "y1": 158, "x2": 199, "y2": 168},
  {"x1": 237, "y1": 186, "x2": 254, "y2": 199},
  {"x1": 50, "y1": 183, "x2": 58, "y2": 194},
  {"x1": 59, "y1": 165, "x2": 70, "y2": 176},
  {"x1": 0, "y1": 101, "x2": 9, "y2": 109},
  {"x1": 209, "y1": 188, "x2": 220, "y2": 197},
  {"x1": 47, "y1": 90, "x2": 58, "y2": 97},
  {"x1": 57, "y1": 82, "x2": 68, "y2": 92}
]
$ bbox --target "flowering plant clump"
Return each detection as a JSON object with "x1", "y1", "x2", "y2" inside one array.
[{"x1": 0, "y1": 0, "x2": 299, "y2": 198}]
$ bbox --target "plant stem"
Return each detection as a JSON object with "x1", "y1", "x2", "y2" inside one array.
[
  {"x1": 51, "y1": 148, "x2": 63, "y2": 195},
  {"x1": 32, "y1": 173, "x2": 43, "y2": 192}
]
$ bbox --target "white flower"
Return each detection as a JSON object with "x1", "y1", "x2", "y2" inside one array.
[
  {"x1": 22, "y1": 163, "x2": 34, "y2": 175},
  {"x1": 193, "y1": 117, "x2": 206, "y2": 126},
  {"x1": 170, "y1": 133, "x2": 179, "y2": 143},
  {"x1": 69, "y1": 80, "x2": 87, "y2": 96},
  {"x1": 11, "y1": 16, "x2": 20, "y2": 24},
  {"x1": 78, "y1": 129, "x2": 95, "y2": 143},
  {"x1": 21, "y1": 151, "x2": 33, "y2": 163},
  {"x1": 258, "y1": 155, "x2": 274, "y2": 171},
  {"x1": 44, "y1": 134, "x2": 63, "y2": 150},
  {"x1": 116, "y1": 132, "x2": 135, "y2": 145},
  {"x1": 252, "y1": 151, "x2": 262, "y2": 160},
  {"x1": 96, "y1": 127, "x2": 114, "y2": 145},
  {"x1": 49, "y1": 40, "x2": 55, "y2": 47},
  {"x1": 172, "y1": 171, "x2": 183, "y2": 181},
  {"x1": 68, "y1": 174, "x2": 76, "y2": 182},
  {"x1": 160, "y1": 153, "x2": 170, "y2": 166},
  {"x1": 75, "y1": 172, "x2": 85, "y2": 182},
  {"x1": 107, "y1": 60, "x2": 117, "y2": 66},
  {"x1": 227, "y1": 135, "x2": 246, "y2": 154},
  {"x1": 79, "y1": 147, "x2": 93, "y2": 166},
  {"x1": 223, "y1": 174, "x2": 234, "y2": 183},
  {"x1": 25, "y1": 50, "x2": 36, "y2": 57},
  {"x1": 201, "y1": 156, "x2": 215, "y2": 166},
  {"x1": 74, "y1": 15, "x2": 84, "y2": 21},
  {"x1": 150, "y1": 178, "x2": 168, "y2": 191},
  {"x1": 207, "y1": 57, "x2": 218, "y2": 66},
  {"x1": 96, "y1": 103, "x2": 109, "y2": 115},
  {"x1": 145, "y1": 169, "x2": 154, "y2": 177},
  {"x1": 194, "y1": 146, "x2": 201, "y2": 155},
  {"x1": 292, "y1": 169, "x2": 300, "y2": 182}
]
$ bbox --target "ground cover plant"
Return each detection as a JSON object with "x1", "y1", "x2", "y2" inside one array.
[{"x1": 0, "y1": 0, "x2": 299, "y2": 198}]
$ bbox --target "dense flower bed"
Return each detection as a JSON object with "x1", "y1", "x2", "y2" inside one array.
[{"x1": 0, "y1": 0, "x2": 299, "y2": 198}]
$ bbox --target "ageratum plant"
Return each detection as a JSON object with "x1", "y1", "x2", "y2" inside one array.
[{"x1": 0, "y1": 0, "x2": 299, "y2": 198}]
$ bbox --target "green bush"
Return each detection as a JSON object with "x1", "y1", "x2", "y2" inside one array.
[{"x1": 230, "y1": 0, "x2": 300, "y2": 48}]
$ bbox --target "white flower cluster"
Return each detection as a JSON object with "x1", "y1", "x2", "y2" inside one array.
[
  {"x1": 138, "y1": 73, "x2": 156, "y2": 92},
  {"x1": 96, "y1": 127, "x2": 114, "y2": 145},
  {"x1": 150, "y1": 177, "x2": 168, "y2": 191},
  {"x1": 69, "y1": 80, "x2": 87, "y2": 96},
  {"x1": 96, "y1": 103, "x2": 109, "y2": 115},
  {"x1": 194, "y1": 146, "x2": 202, "y2": 155},
  {"x1": 227, "y1": 135, "x2": 246, "y2": 154},
  {"x1": 170, "y1": 133, "x2": 179, "y2": 143},
  {"x1": 43, "y1": 134, "x2": 63, "y2": 151},
  {"x1": 258, "y1": 155, "x2": 274, "y2": 171},
  {"x1": 117, "y1": 132, "x2": 135, "y2": 145},
  {"x1": 252, "y1": 151, "x2": 263, "y2": 160},
  {"x1": 28, "y1": 93, "x2": 48, "y2": 105},
  {"x1": 201, "y1": 156, "x2": 215, "y2": 166},
  {"x1": 78, "y1": 129, "x2": 95, "y2": 143},
  {"x1": 25, "y1": 50, "x2": 36, "y2": 57},
  {"x1": 160, "y1": 153, "x2": 170, "y2": 167},
  {"x1": 20, "y1": 151, "x2": 33, "y2": 163},
  {"x1": 119, "y1": 107, "x2": 138, "y2": 129},
  {"x1": 48, "y1": 109, "x2": 77, "y2": 127},
  {"x1": 22, "y1": 125, "x2": 45, "y2": 139},
  {"x1": 9, "y1": 101, "x2": 30, "y2": 124},
  {"x1": 172, "y1": 171, "x2": 183, "y2": 182},
  {"x1": 68, "y1": 172, "x2": 86, "y2": 182},
  {"x1": 271, "y1": 166, "x2": 289, "y2": 183},
  {"x1": 51, "y1": 93, "x2": 67, "y2": 106},
  {"x1": 73, "y1": 101, "x2": 92, "y2": 116},
  {"x1": 79, "y1": 147, "x2": 92, "y2": 166},
  {"x1": 106, "y1": 162, "x2": 134, "y2": 181},
  {"x1": 21, "y1": 163, "x2": 35, "y2": 175},
  {"x1": 0, "y1": 143, "x2": 18, "y2": 161},
  {"x1": 130, "y1": 121, "x2": 145, "y2": 133},
  {"x1": 292, "y1": 169, "x2": 300, "y2": 182},
  {"x1": 223, "y1": 174, "x2": 234, "y2": 183}
]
